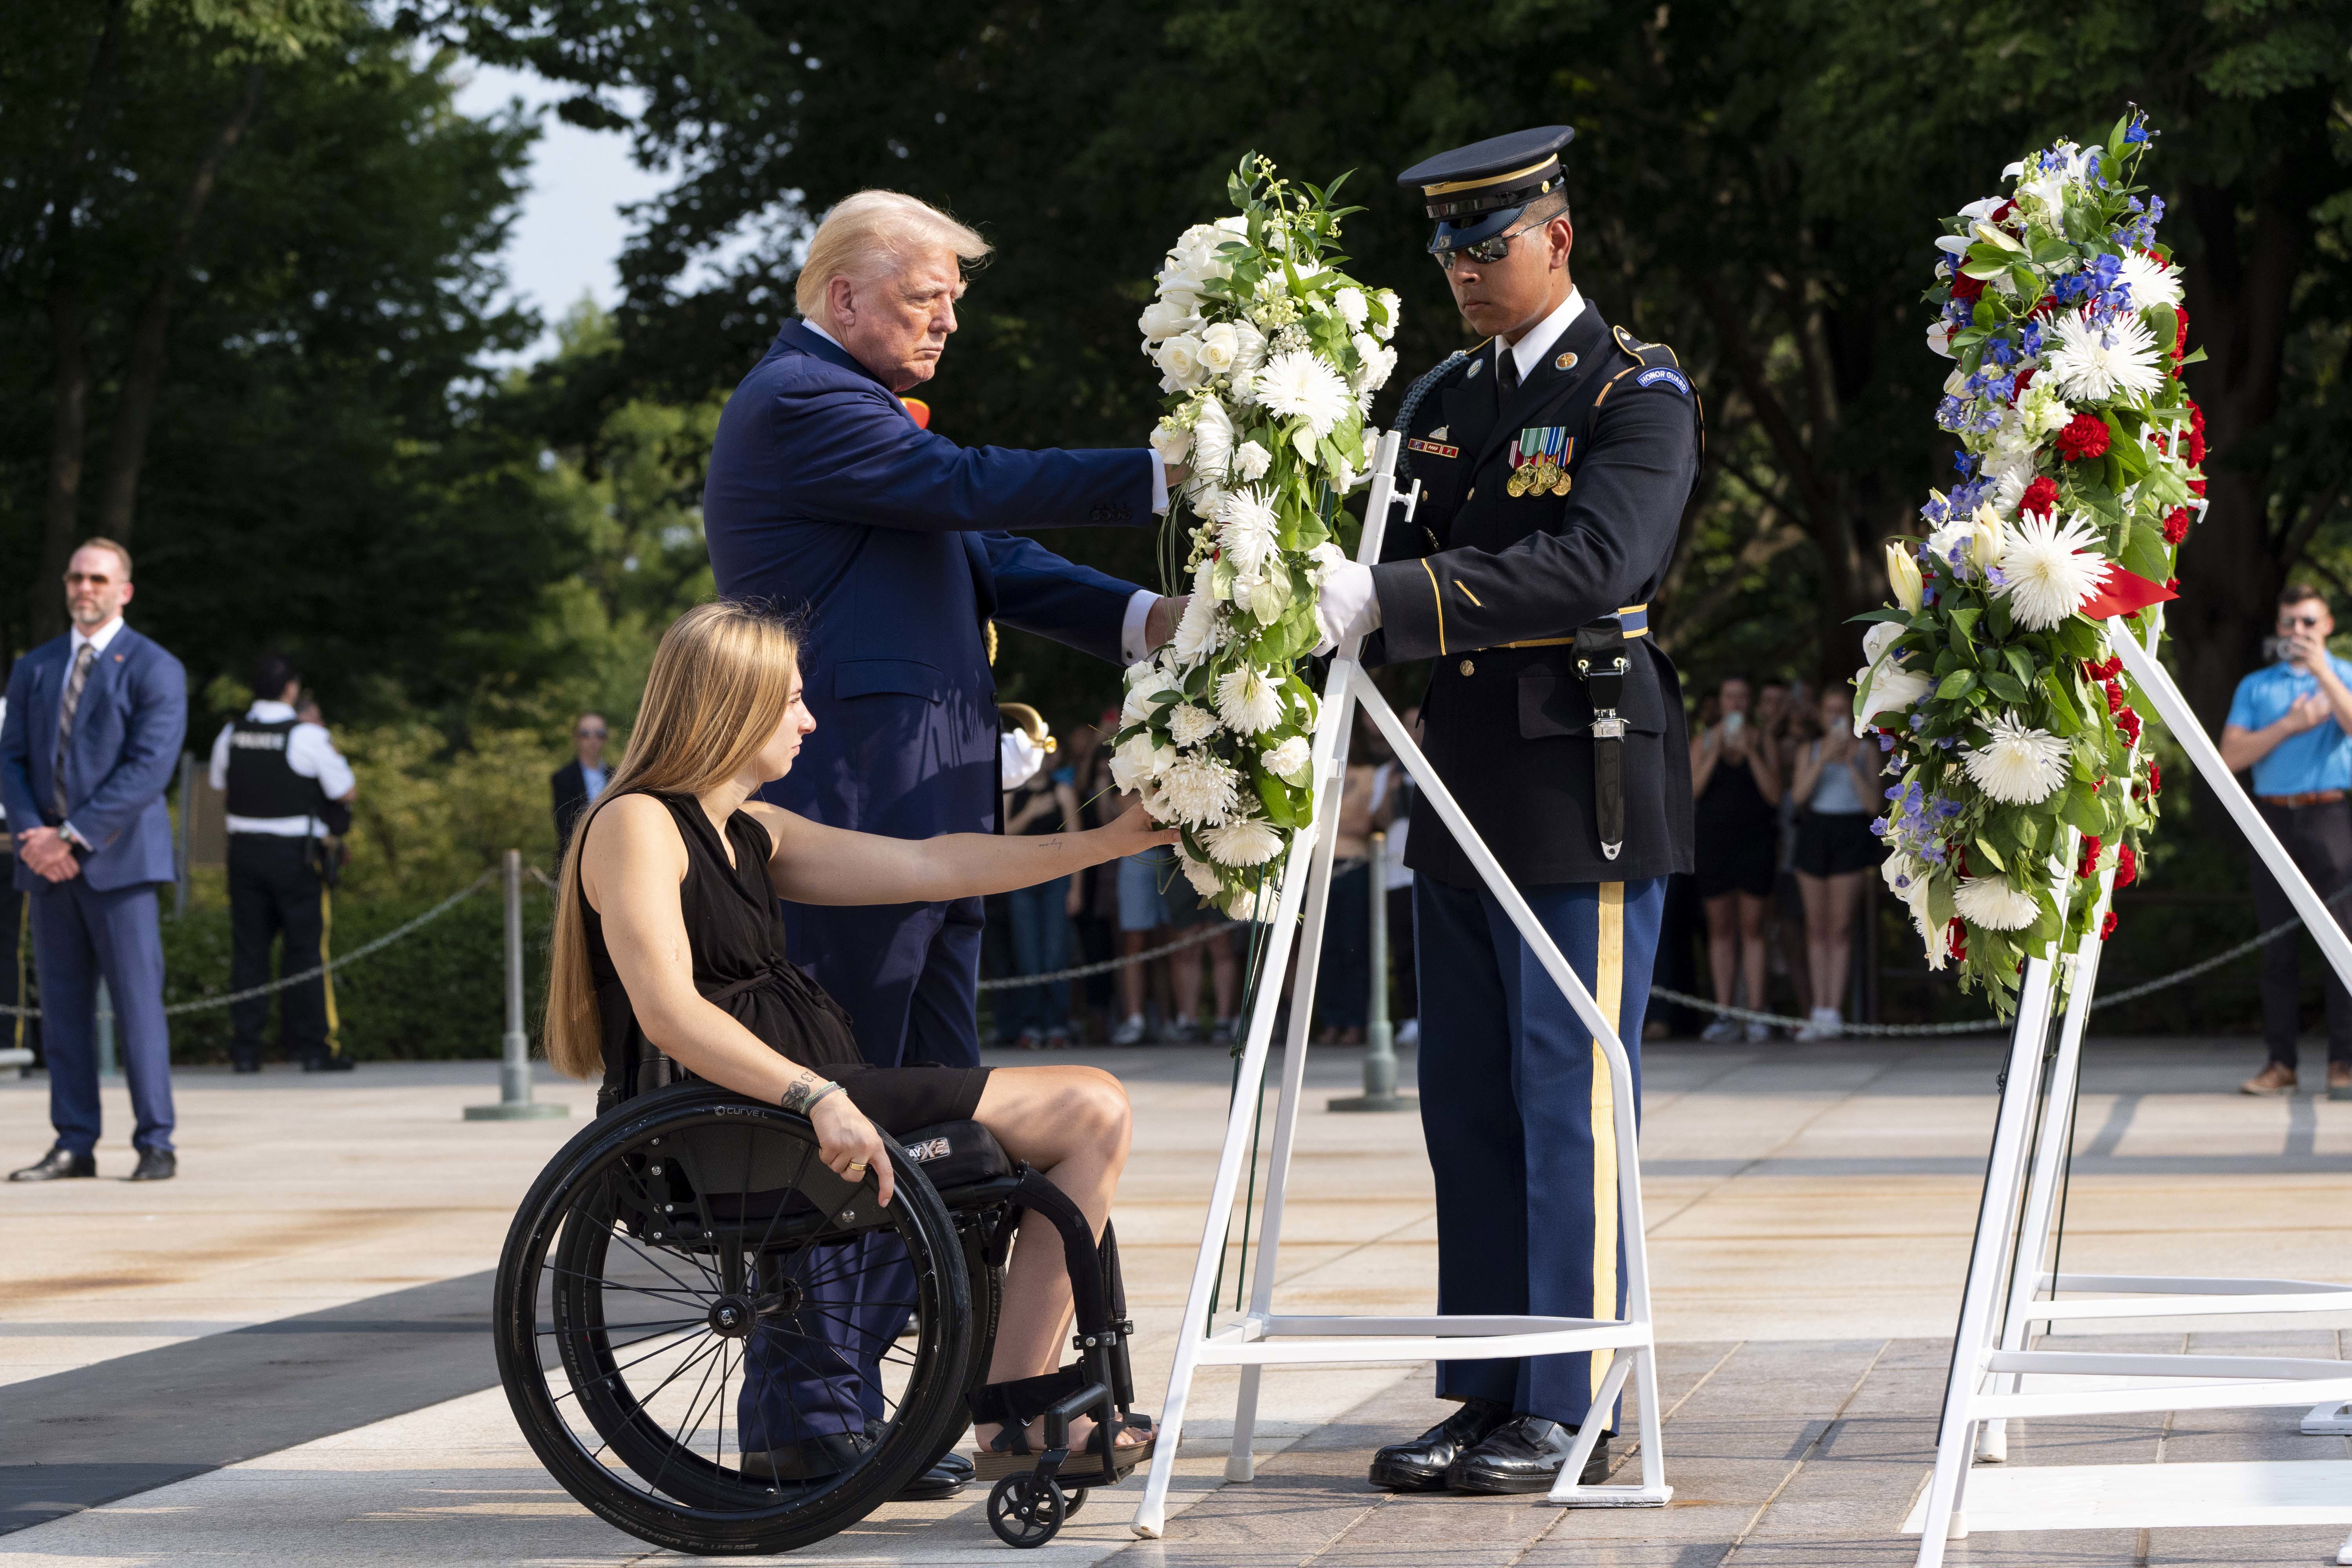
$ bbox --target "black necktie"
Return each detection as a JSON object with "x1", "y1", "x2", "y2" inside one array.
[
  {"x1": 53, "y1": 642, "x2": 94, "y2": 820},
  {"x1": 1497, "y1": 343, "x2": 1519, "y2": 397}
]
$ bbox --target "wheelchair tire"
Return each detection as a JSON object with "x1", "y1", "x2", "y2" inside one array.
[
  {"x1": 986, "y1": 1472, "x2": 1067, "y2": 1548},
  {"x1": 493, "y1": 1083, "x2": 976, "y2": 1555}
]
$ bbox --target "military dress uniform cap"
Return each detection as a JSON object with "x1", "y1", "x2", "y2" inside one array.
[{"x1": 1397, "y1": 125, "x2": 1575, "y2": 254}]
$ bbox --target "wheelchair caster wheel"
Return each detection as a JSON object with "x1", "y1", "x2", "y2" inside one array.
[
  {"x1": 987, "y1": 1473, "x2": 1067, "y2": 1547},
  {"x1": 1062, "y1": 1486, "x2": 1087, "y2": 1518}
]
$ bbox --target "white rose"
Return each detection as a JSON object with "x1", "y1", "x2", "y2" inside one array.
[
  {"x1": 1140, "y1": 298, "x2": 1196, "y2": 342},
  {"x1": 1149, "y1": 418, "x2": 1192, "y2": 467},
  {"x1": 1198, "y1": 321, "x2": 1241, "y2": 376},
  {"x1": 1155, "y1": 333, "x2": 1207, "y2": 390},
  {"x1": 1372, "y1": 289, "x2": 1400, "y2": 341},
  {"x1": 1234, "y1": 439, "x2": 1272, "y2": 482},
  {"x1": 1262, "y1": 733, "x2": 1312, "y2": 784},
  {"x1": 1109, "y1": 733, "x2": 1164, "y2": 793}
]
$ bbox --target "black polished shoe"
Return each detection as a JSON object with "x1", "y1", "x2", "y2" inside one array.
[
  {"x1": 301, "y1": 1054, "x2": 356, "y2": 1073},
  {"x1": 128, "y1": 1149, "x2": 177, "y2": 1182},
  {"x1": 1447, "y1": 1416, "x2": 1610, "y2": 1493},
  {"x1": 1367, "y1": 1397, "x2": 1512, "y2": 1492},
  {"x1": 739, "y1": 1429, "x2": 873, "y2": 1482},
  {"x1": 8, "y1": 1147, "x2": 96, "y2": 1182},
  {"x1": 895, "y1": 1447, "x2": 973, "y2": 1501}
]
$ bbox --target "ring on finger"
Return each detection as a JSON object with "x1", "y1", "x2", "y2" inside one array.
[{"x1": 845, "y1": 1160, "x2": 869, "y2": 1178}]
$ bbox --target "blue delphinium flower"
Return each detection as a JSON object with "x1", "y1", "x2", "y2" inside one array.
[
  {"x1": 1952, "y1": 449, "x2": 1979, "y2": 478},
  {"x1": 2020, "y1": 320, "x2": 2045, "y2": 358},
  {"x1": 1870, "y1": 816, "x2": 1889, "y2": 838},
  {"x1": 1985, "y1": 337, "x2": 2016, "y2": 367},
  {"x1": 1936, "y1": 395, "x2": 1968, "y2": 433},
  {"x1": 1878, "y1": 731, "x2": 1897, "y2": 753},
  {"x1": 1982, "y1": 372, "x2": 2016, "y2": 403}
]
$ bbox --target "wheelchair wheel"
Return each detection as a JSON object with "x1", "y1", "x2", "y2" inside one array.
[
  {"x1": 986, "y1": 1472, "x2": 1067, "y2": 1548},
  {"x1": 494, "y1": 1083, "x2": 976, "y2": 1555}
]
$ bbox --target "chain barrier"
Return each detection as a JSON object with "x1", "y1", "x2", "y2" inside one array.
[{"x1": 977, "y1": 920, "x2": 1239, "y2": 991}]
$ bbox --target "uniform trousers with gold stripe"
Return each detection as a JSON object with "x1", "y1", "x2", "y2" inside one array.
[{"x1": 1413, "y1": 873, "x2": 1665, "y2": 1431}]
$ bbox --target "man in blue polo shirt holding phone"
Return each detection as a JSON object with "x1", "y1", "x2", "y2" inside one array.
[{"x1": 2220, "y1": 583, "x2": 2352, "y2": 1098}]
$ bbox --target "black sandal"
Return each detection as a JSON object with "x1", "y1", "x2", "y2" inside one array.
[{"x1": 968, "y1": 1367, "x2": 1156, "y2": 1483}]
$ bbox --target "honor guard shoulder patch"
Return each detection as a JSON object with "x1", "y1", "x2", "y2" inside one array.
[
  {"x1": 1407, "y1": 437, "x2": 1461, "y2": 460},
  {"x1": 1635, "y1": 366, "x2": 1692, "y2": 396}
]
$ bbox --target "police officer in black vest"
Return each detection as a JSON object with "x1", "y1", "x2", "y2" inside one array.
[
  {"x1": 208, "y1": 655, "x2": 357, "y2": 1073},
  {"x1": 1316, "y1": 127, "x2": 1699, "y2": 1494}
]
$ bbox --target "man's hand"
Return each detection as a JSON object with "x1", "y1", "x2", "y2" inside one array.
[
  {"x1": 1165, "y1": 461, "x2": 1190, "y2": 490},
  {"x1": 1096, "y1": 802, "x2": 1180, "y2": 858},
  {"x1": 17, "y1": 828, "x2": 76, "y2": 883},
  {"x1": 1310, "y1": 562, "x2": 1381, "y2": 656},
  {"x1": 2287, "y1": 693, "x2": 2332, "y2": 733},
  {"x1": 1145, "y1": 594, "x2": 1188, "y2": 652}
]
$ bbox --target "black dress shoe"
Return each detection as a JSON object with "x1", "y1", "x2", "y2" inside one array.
[
  {"x1": 128, "y1": 1149, "x2": 177, "y2": 1182},
  {"x1": 739, "y1": 1429, "x2": 872, "y2": 1482},
  {"x1": 895, "y1": 1448, "x2": 972, "y2": 1500},
  {"x1": 1367, "y1": 1397, "x2": 1512, "y2": 1492},
  {"x1": 1447, "y1": 1416, "x2": 1610, "y2": 1493},
  {"x1": 302, "y1": 1054, "x2": 356, "y2": 1073},
  {"x1": 8, "y1": 1147, "x2": 96, "y2": 1182}
]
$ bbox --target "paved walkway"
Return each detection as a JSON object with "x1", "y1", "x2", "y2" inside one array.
[{"x1": 3, "y1": 1037, "x2": 2350, "y2": 1564}]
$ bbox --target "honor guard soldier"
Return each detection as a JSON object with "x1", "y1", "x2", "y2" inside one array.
[
  {"x1": 209, "y1": 655, "x2": 358, "y2": 1073},
  {"x1": 1316, "y1": 126, "x2": 1700, "y2": 1494}
]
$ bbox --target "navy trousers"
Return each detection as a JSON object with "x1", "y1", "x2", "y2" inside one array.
[
  {"x1": 28, "y1": 877, "x2": 174, "y2": 1156},
  {"x1": 741, "y1": 895, "x2": 985, "y2": 1448},
  {"x1": 1415, "y1": 874, "x2": 1664, "y2": 1431}
]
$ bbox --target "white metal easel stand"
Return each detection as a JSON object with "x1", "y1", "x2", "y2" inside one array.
[
  {"x1": 1132, "y1": 430, "x2": 1671, "y2": 1538},
  {"x1": 1907, "y1": 611, "x2": 2352, "y2": 1567}
]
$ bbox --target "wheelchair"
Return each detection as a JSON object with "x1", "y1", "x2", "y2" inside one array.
[{"x1": 492, "y1": 1080, "x2": 1143, "y2": 1553}]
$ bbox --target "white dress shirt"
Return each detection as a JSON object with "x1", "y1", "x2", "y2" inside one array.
[
  {"x1": 581, "y1": 762, "x2": 608, "y2": 802},
  {"x1": 208, "y1": 699, "x2": 357, "y2": 837},
  {"x1": 802, "y1": 317, "x2": 1168, "y2": 662},
  {"x1": 1501, "y1": 286, "x2": 1589, "y2": 385},
  {"x1": 56, "y1": 617, "x2": 129, "y2": 849}
]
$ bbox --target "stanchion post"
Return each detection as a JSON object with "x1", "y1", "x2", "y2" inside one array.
[
  {"x1": 1330, "y1": 830, "x2": 1410, "y2": 1112},
  {"x1": 465, "y1": 850, "x2": 566, "y2": 1122}
]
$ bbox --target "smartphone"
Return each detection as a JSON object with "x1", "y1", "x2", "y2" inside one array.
[{"x1": 1723, "y1": 711, "x2": 1745, "y2": 739}]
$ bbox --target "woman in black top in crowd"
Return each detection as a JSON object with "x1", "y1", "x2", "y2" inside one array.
[
  {"x1": 544, "y1": 602, "x2": 1171, "y2": 1473},
  {"x1": 1689, "y1": 675, "x2": 1784, "y2": 1042}
]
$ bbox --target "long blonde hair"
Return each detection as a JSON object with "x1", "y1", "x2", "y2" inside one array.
[{"x1": 544, "y1": 601, "x2": 802, "y2": 1079}]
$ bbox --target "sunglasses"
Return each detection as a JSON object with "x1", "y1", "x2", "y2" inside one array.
[
  {"x1": 2280, "y1": 614, "x2": 2327, "y2": 630},
  {"x1": 1435, "y1": 218, "x2": 1544, "y2": 272},
  {"x1": 576, "y1": 728, "x2": 608, "y2": 739},
  {"x1": 63, "y1": 572, "x2": 115, "y2": 586}
]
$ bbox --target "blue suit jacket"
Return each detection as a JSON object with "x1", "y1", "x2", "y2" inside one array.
[
  {"x1": 705, "y1": 319, "x2": 1152, "y2": 840},
  {"x1": 1, "y1": 626, "x2": 188, "y2": 893}
]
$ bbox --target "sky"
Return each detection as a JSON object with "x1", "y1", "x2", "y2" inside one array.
[{"x1": 450, "y1": 62, "x2": 670, "y2": 364}]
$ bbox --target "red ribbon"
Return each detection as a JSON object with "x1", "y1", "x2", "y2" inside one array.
[{"x1": 2079, "y1": 563, "x2": 2176, "y2": 621}]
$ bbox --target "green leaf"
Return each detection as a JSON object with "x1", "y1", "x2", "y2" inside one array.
[
  {"x1": 1254, "y1": 769, "x2": 1298, "y2": 828},
  {"x1": 1973, "y1": 837, "x2": 2007, "y2": 872},
  {"x1": 2002, "y1": 647, "x2": 2035, "y2": 688},
  {"x1": 2119, "y1": 521, "x2": 2171, "y2": 583},
  {"x1": 1938, "y1": 669, "x2": 1976, "y2": 700},
  {"x1": 1985, "y1": 671, "x2": 2029, "y2": 704},
  {"x1": 2043, "y1": 669, "x2": 2082, "y2": 735},
  {"x1": 1291, "y1": 425, "x2": 1319, "y2": 466}
]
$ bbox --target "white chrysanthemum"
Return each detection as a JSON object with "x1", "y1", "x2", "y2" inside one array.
[
  {"x1": 1962, "y1": 712, "x2": 2071, "y2": 804},
  {"x1": 2116, "y1": 249, "x2": 2182, "y2": 310},
  {"x1": 1331, "y1": 286, "x2": 1368, "y2": 328},
  {"x1": 1350, "y1": 331, "x2": 1397, "y2": 393},
  {"x1": 1216, "y1": 667, "x2": 1284, "y2": 734},
  {"x1": 2047, "y1": 307, "x2": 2165, "y2": 406},
  {"x1": 1854, "y1": 658, "x2": 1931, "y2": 735},
  {"x1": 1989, "y1": 462, "x2": 2032, "y2": 516},
  {"x1": 1180, "y1": 850, "x2": 1223, "y2": 897},
  {"x1": 1217, "y1": 488, "x2": 1280, "y2": 574},
  {"x1": 1954, "y1": 874, "x2": 2041, "y2": 931},
  {"x1": 1171, "y1": 559, "x2": 1221, "y2": 664},
  {"x1": 1167, "y1": 704, "x2": 1219, "y2": 747},
  {"x1": 1161, "y1": 751, "x2": 1240, "y2": 827},
  {"x1": 1304, "y1": 540, "x2": 1348, "y2": 587},
  {"x1": 1203, "y1": 816, "x2": 1283, "y2": 867},
  {"x1": 1372, "y1": 289, "x2": 1400, "y2": 341},
  {"x1": 1996, "y1": 508, "x2": 2107, "y2": 630},
  {"x1": 1253, "y1": 348, "x2": 1355, "y2": 438},
  {"x1": 1262, "y1": 733, "x2": 1312, "y2": 782},
  {"x1": 1233, "y1": 440, "x2": 1272, "y2": 482},
  {"x1": 1226, "y1": 319, "x2": 1269, "y2": 391},
  {"x1": 1191, "y1": 395, "x2": 1234, "y2": 480}
]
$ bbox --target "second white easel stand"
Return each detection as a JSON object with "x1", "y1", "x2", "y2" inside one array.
[
  {"x1": 1132, "y1": 430, "x2": 1671, "y2": 1538},
  {"x1": 1907, "y1": 609, "x2": 2352, "y2": 1567}
]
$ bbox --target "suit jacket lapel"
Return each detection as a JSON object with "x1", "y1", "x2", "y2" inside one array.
[{"x1": 1477, "y1": 306, "x2": 1613, "y2": 470}]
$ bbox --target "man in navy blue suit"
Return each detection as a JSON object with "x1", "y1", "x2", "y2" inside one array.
[
  {"x1": 704, "y1": 190, "x2": 1178, "y2": 1490},
  {"x1": 2, "y1": 538, "x2": 189, "y2": 1182}
]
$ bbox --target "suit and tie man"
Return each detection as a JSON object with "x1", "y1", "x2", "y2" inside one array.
[
  {"x1": 702, "y1": 189, "x2": 1183, "y2": 1492},
  {"x1": 550, "y1": 713, "x2": 610, "y2": 850},
  {"x1": 2, "y1": 539, "x2": 189, "y2": 1182},
  {"x1": 1318, "y1": 127, "x2": 1702, "y2": 1493},
  {"x1": 208, "y1": 655, "x2": 358, "y2": 1074}
]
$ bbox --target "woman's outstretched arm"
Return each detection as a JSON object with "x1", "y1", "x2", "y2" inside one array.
[
  {"x1": 580, "y1": 793, "x2": 896, "y2": 1201},
  {"x1": 750, "y1": 800, "x2": 1175, "y2": 907}
]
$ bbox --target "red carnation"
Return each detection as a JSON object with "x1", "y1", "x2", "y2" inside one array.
[
  {"x1": 2187, "y1": 430, "x2": 2206, "y2": 466},
  {"x1": 2189, "y1": 401, "x2": 2205, "y2": 436},
  {"x1": 2117, "y1": 705, "x2": 2143, "y2": 745},
  {"x1": 2020, "y1": 476, "x2": 2060, "y2": 517},
  {"x1": 2011, "y1": 367, "x2": 2036, "y2": 401},
  {"x1": 2057, "y1": 413, "x2": 2111, "y2": 462},
  {"x1": 2148, "y1": 761, "x2": 2162, "y2": 795},
  {"x1": 2173, "y1": 305, "x2": 2191, "y2": 361},
  {"x1": 2100, "y1": 910, "x2": 2118, "y2": 941},
  {"x1": 2165, "y1": 576, "x2": 2180, "y2": 594},
  {"x1": 2078, "y1": 835, "x2": 2103, "y2": 879},
  {"x1": 2163, "y1": 506, "x2": 2191, "y2": 545},
  {"x1": 2188, "y1": 478, "x2": 2206, "y2": 496},
  {"x1": 1947, "y1": 919, "x2": 1968, "y2": 962},
  {"x1": 1950, "y1": 270, "x2": 1987, "y2": 305},
  {"x1": 2116, "y1": 844, "x2": 2137, "y2": 888},
  {"x1": 2102, "y1": 680, "x2": 2123, "y2": 714},
  {"x1": 2085, "y1": 655, "x2": 2123, "y2": 680}
]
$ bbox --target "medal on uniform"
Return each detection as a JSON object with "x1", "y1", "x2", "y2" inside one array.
[{"x1": 1546, "y1": 429, "x2": 1575, "y2": 495}]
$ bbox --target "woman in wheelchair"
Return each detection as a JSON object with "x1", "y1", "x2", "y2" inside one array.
[{"x1": 523, "y1": 601, "x2": 1170, "y2": 1548}]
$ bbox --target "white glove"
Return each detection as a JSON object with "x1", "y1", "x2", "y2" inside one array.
[
  {"x1": 1000, "y1": 729, "x2": 1048, "y2": 790},
  {"x1": 1312, "y1": 561, "x2": 1382, "y2": 656}
]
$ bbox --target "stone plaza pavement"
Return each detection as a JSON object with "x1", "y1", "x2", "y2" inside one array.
[{"x1": 3, "y1": 1036, "x2": 2350, "y2": 1565}]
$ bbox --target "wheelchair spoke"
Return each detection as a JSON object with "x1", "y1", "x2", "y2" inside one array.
[
  {"x1": 536, "y1": 1314, "x2": 702, "y2": 1338},
  {"x1": 612, "y1": 1218, "x2": 724, "y2": 1296},
  {"x1": 645, "y1": 1334, "x2": 728, "y2": 1501},
  {"x1": 552, "y1": 1321, "x2": 712, "y2": 1403},
  {"x1": 544, "y1": 1265, "x2": 707, "y2": 1307}
]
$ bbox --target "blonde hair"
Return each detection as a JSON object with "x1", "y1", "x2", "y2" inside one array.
[
  {"x1": 74, "y1": 536, "x2": 133, "y2": 580},
  {"x1": 794, "y1": 189, "x2": 991, "y2": 321},
  {"x1": 543, "y1": 601, "x2": 802, "y2": 1080}
]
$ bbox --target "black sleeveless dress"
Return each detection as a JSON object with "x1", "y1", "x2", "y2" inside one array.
[{"x1": 583, "y1": 790, "x2": 992, "y2": 1128}]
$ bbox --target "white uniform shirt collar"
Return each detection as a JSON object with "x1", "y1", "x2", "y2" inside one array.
[
  {"x1": 69, "y1": 617, "x2": 126, "y2": 660},
  {"x1": 1501, "y1": 286, "x2": 1588, "y2": 386},
  {"x1": 245, "y1": 700, "x2": 298, "y2": 722}
]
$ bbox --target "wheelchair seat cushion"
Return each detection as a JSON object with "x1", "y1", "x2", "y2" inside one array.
[{"x1": 898, "y1": 1120, "x2": 1013, "y2": 1192}]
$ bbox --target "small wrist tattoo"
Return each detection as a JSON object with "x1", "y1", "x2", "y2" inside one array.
[{"x1": 782, "y1": 1078, "x2": 843, "y2": 1116}]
